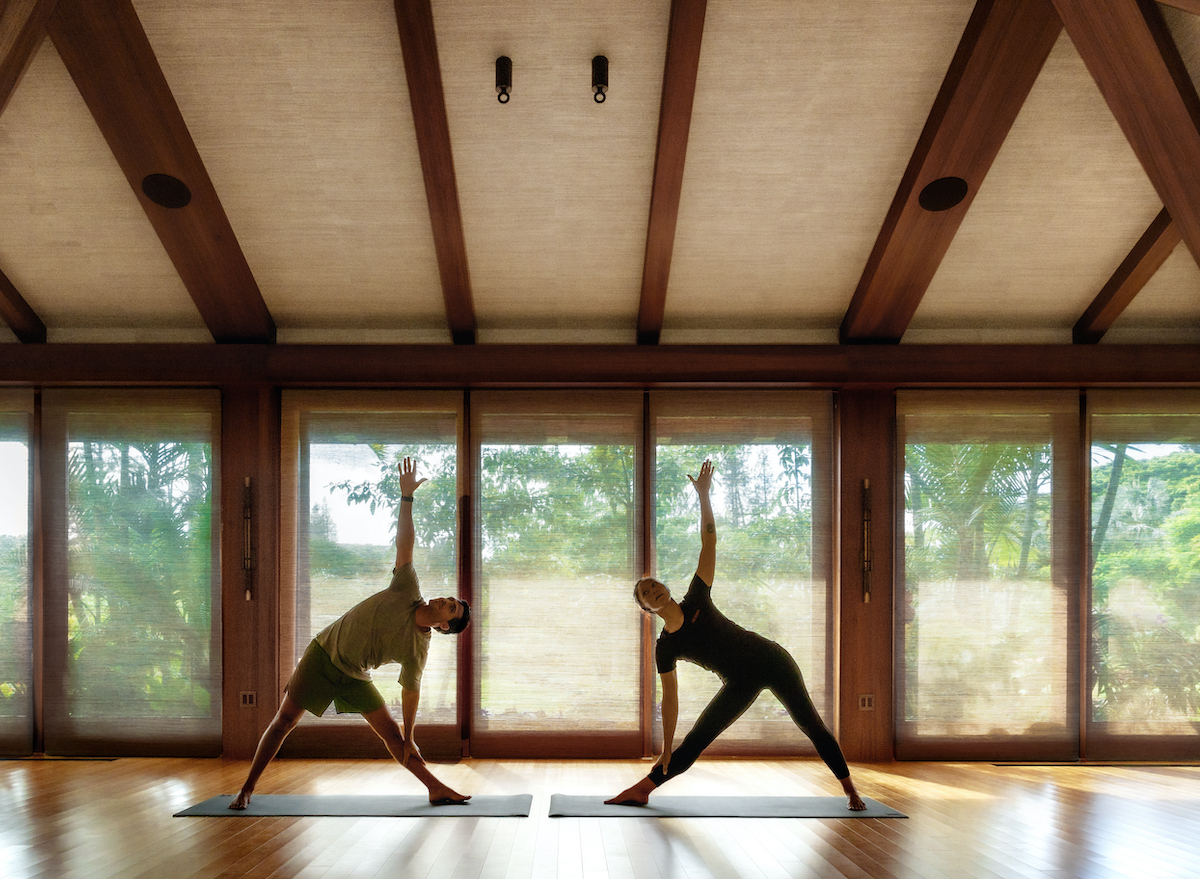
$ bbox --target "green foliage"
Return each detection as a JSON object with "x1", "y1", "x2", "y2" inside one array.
[{"x1": 67, "y1": 440, "x2": 214, "y2": 718}]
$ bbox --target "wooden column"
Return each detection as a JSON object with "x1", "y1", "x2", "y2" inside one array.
[
  {"x1": 220, "y1": 385, "x2": 281, "y2": 758},
  {"x1": 837, "y1": 390, "x2": 895, "y2": 763}
]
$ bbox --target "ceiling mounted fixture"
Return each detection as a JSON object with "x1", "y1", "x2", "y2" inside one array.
[
  {"x1": 141, "y1": 173, "x2": 192, "y2": 209},
  {"x1": 918, "y1": 176, "x2": 968, "y2": 212},
  {"x1": 495, "y1": 55, "x2": 512, "y2": 103},
  {"x1": 592, "y1": 55, "x2": 608, "y2": 103}
]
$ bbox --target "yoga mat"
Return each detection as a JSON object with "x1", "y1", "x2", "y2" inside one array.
[
  {"x1": 175, "y1": 793, "x2": 532, "y2": 817},
  {"x1": 548, "y1": 794, "x2": 905, "y2": 819}
]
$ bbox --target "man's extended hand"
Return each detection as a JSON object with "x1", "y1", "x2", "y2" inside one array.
[
  {"x1": 399, "y1": 457, "x2": 428, "y2": 497},
  {"x1": 402, "y1": 736, "x2": 424, "y2": 767}
]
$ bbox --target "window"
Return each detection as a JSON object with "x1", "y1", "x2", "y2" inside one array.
[
  {"x1": 281, "y1": 392, "x2": 463, "y2": 732},
  {"x1": 0, "y1": 391, "x2": 33, "y2": 756},
  {"x1": 41, "y1": 391, "x2": 221, "y2": 756},
  {"x1": 1088, "y1": 391, "x2": 1200, "y2": 759},
  {"x1": 471, "y1": 392, "x2": 642, "y2": 754},
  {"x1": 650, "y1": 392, "x2": 834, "y2": 754},
  {"x1": 896, "y1": 391, "x2": 1080, "y2": 760}
]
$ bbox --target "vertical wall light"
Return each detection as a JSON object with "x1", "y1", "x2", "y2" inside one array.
[
  {"x1": 592, "y1": 55, "x2": 608, "y2": 103},
  {"x1": 496, "y1": 55, "x2": 512, "y2": 103}
]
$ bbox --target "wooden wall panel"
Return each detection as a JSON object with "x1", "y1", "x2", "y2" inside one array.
[
  {"x1": 220, "y1": 386, "x2": 281, "y2": 758},
  {"x1": 837, "y1": 390, "x2": 895, "y2": 763}
]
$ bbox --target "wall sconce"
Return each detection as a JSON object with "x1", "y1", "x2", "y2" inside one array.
[
  {"x1": 592, "y1": 55, "x2": 608, "y2": 103},
  {"x1": 496, "y1": 55, "x2": 512, "y2": 103}
]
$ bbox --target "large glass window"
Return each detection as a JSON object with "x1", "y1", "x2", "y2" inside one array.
[
  {"x1": 1088, "y1": 391, "x2": 1200, "y2": 758},
  {"x1": 896, "y1": 392, "x2": 1079, "y2": 760},
  {"x1": 42, "y1": 391, "x2": 221, "y2": 756},
  {"x1": 0, "y1": 392, "x2": 34, "y2": 756},
  {"x1": 471, "y1": 392, "x2": 642, "y2": 753},
  {"x1": 282, "y1": 392, "x2": 462, "y2": 730},
  {"x1": 650, "y1": 392, "x2": 834, "y2": 754}
]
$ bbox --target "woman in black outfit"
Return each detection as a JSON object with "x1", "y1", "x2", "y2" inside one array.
[{"x1": 607, "y1": 461, "x2": 865, "y2": 810}]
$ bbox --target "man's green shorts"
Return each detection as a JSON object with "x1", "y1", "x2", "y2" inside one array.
[{"x1": 287, "y1": 640, "x2": 386, "y2": 716}]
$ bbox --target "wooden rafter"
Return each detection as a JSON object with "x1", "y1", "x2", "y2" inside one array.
[
  {"x1": 0, "y1": 0, "x2": 57, "y2": 117},
  {"x1": 0, "y1": 265, "x2": 46, "y2": 343},
  {"x1": 1074, "y1": 208, "x2": 1180, "y2": 344},
  {"x1": 1053, "y1": 0, "x2": 1200, "y2": 281},
  {"x1": 393, "y1": 0, "x2": 476, "y2": 346},
  {"x1": 46, "y1": 0, "x2": 274, "y2": 344},
  {"x1": 636, "y1": 0, "x2": 706, "y2": 346},
  {"x1": 839, "y1": 0, "x2": 1062, "y2": 343}
]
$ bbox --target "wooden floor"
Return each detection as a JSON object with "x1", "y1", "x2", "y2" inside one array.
[{"x1": 2, "y1": 756, "x2": 1198, "y2": 878}]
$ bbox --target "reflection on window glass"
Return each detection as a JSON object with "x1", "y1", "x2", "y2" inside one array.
[
  {"x1": 66, "y1": 435, "x2": 214, "y2": 720},
  {"x1": 903, "y1": 441, "x2": 1068, "y2": 735},
  {"x1": 1090, "y1": 441, "x2": 1200, "y2": 730},
  {"x1": 477, "y1": 441, "x2": 639, "y2": 733},
  {"x1": 0, "y1": 433, "x2": 31, "y2": 748},
  {"x1": 654, "y1": 441, "x2": 829, "y2": 748},
  {"x1": 300, "y1": 440, "x2": 458, "y2": 724}
]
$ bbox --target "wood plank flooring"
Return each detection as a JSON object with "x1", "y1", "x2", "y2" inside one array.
[{"x1": 1, "y1": 757, "x2": 1197, "y2": 878}]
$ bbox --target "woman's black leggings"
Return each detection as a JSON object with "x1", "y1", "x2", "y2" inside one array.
[{"x1": 648, "y1": 646, "x2": 850, "y2": 786}]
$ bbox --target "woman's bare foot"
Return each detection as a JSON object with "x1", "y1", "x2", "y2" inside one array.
[
  {"x1": 605, "y1": 777, "x2": 654, "y2": 806},
  {"x1": 841, "y1": 776, "x2": 866, "y2": 811},
  {"x1": 228, "y1": 789, "x2": 253, "y2": 810},
  {"x1": 428, "y1": 783, "x2": 470, "y2": 805}
]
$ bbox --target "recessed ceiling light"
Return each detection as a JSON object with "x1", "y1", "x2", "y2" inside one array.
[
  {"x1": 918, "y1": 176, "x2": 968, "y2": 212},
  {"x1": 141, "y1": 173, "x2": 192, "y2": 209}
]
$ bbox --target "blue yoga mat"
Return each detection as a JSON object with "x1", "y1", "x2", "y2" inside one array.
[
  {"x1": 548, "y1": 794, "x2": 906, "y2": 818},
  {"x1": 175, "y1": 793, "x2": 532, "y2": 817}
]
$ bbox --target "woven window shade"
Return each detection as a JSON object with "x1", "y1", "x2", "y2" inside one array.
[
  {"x1": 281, "y1": 392, "x2": 463, "y2": 728},
  {"x1": 0, "y1": 391, "x2": 34, "y2": 756},
  {"x1": 1087, "y1": 391, "x2": 1200, "y2": 759},
  {"x1": 650, "y1": 391, "x2": 834, "y2": 756},
  {"x1": 41, "y1": 390, "x2": 221, "y2": 756},
  {"x1": 896, "y1": 391, "x2": 1080, "y2": 760},
  {"x1": 471, "y1": 391, "x2": 643, "y2": 745}
]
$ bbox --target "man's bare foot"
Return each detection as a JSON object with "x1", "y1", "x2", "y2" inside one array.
[
  {"x1": 841, "y1": 776, "x2": 866, "y2": 811},
  {"x1": 228, "y1": 789, "x2": 252, "y2": 810},
  {"x1": 605, "y1": 778, "x2": 654, "y2": 806},
  {"x1": 428, "y1": 783, "x2": 470, "y2": 805}
]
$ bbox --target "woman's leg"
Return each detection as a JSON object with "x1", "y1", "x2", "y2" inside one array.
[
  {"x1": 607, "y1": 680, "x2": 760, "y2": 804},
  {"x1": 767, "y1": 653, "x2": 865, "y2": 810}
]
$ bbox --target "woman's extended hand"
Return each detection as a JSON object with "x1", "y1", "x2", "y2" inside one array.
[{"x1": 687, "y1": 460, "x2": 714, "y2": 496}]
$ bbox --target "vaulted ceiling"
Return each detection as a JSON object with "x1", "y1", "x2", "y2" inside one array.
[{"x1": 2, "y1": 0, "x2": 1200, "y2": 348}]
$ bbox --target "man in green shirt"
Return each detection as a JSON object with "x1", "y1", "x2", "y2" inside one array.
[{"x1": 230, "y1": 458, "x2": 471, "y2": 808}]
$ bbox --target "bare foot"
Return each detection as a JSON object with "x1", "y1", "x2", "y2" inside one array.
[
  {"x1": 228, "y1": 789, "x2": 252, "y2": 810},
  {"x1": 841, "y1": 776, "x2": 866, "y2": 811},
  {"x1": 428, "y1": 783, "x2": 470, "y2": 805},
  {"x1": 605, "y1": 778, "x2": 653, "y2": 806}
]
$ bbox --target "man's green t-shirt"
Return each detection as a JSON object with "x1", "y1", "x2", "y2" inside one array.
[{"x1": 314, "y1": 563, "x2": 431, "y2": 691}]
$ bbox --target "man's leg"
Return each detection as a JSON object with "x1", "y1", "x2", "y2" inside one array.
[
  {"x1": 229, "y1": 693, "x2": 307, "y2": 809},
  {"x1": 362, "y1": 706, "x2": 470, "y2": 804}
]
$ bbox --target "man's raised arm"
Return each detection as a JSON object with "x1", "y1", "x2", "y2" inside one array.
[{"x1": 395, "y1": 457, "x2": 426, "y2": 570}]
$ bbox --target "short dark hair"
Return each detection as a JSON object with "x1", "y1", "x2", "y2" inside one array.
[{"x1": 443, "y1": 599, "x2": 471, "y2": 635}]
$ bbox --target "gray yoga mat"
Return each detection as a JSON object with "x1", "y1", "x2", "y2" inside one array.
[
  {"x1": 175, "y1": 793, "x2": 532, "y2": 817},
  {"x1": 548, "y1": 794, "x2": 905, "y2": 819}
]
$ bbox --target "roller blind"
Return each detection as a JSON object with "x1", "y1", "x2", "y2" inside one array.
[
  {"x1": 0, "y1": 392, "x2": 34, "y2": 756},
  {"x1": 42, "y1": 390, "x2": 221, "y2": 756},
  {"x1": 471, "y1": 391, "x2": 642, "y2": 745},
  {"x1": 896, "y1": 391, "x2": 1080, "y2": 760},
  {"x1": 1087, "y1": 391, "x2": 1200, "y2": 758},
  {"x1": 650, "y1": 391, "x2": 834, "y2": 755},
  {"x1": 281, "y1": 392, "x2": 463, "y2": 728}
]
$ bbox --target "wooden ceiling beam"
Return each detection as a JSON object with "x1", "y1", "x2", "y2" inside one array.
[
  {"x1": 1052, "y1": 0, "x2": 1200, "y2": 280},
  {"x1": 840, "y1": 0, "x2": 1062, "y2": 343},
  {"x1": 394, "y1": 0, "x2": 476, "y2": 345},
  {"x1": 1074, "y1": 207, "x2": 1180, "y2": 344},
  {"x1": 637, "y1": 0, "x2": 706, "y2": 346},
  {"x1": 0, "y1": 0, "x2": 57, "y2": 117},
  {"x1": 0, "y1": 265, "x2": 46, "y2": 343},
  {"x1": 46, "y1": 0, "x2": 274, "y2": 344}
]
